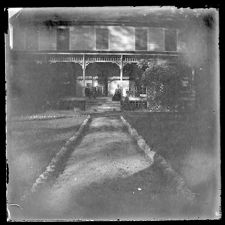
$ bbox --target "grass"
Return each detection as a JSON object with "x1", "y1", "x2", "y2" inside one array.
[
  {"x1": 69, "y1": 162, "x2": 198, "y2": 220},
  {"x1": 122, "y1": 111, "x2": 220, "y2": 218},
  {"x1": 7, "y1": 113, "x2": 88, "y2": 207},
  {"x1": 6, "y1": 109, "x2": 220, "y2": 219}
]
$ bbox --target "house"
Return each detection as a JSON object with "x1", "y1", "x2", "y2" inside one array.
[{"x1": 8, "y1": 7, "x2": 216, "y2": 111}]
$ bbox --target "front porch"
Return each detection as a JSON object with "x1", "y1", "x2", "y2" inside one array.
[
  {"x1": 10, "y1": 50, "x2": 180, "y2": 97},
  {"x1": 9, "y1": 50, "x2": 196, "y2": 113}
]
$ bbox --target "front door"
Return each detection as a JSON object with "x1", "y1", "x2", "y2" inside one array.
[{"x1": 98, "y1": 73, "x2": 108, "y2": 96}]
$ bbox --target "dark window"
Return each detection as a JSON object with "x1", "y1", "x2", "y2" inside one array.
[
  {"x1": 13, "y1": 26, "x2": 26, "y2": 50},
  {"x1": 26, "y1": 27, "x2": 39, "y2": 50},
  {"x1": 165, "y1": 29, "x2": 177, "y2": 51},
  {"x1": 96, "y1": 28, "x2": 109, "y2": 50},
  {"x1": 135, "y1": 28, "x2": 148, "y2": 51},
  {"x1": 57, "y1": 28, "x2": 69, "y2": 50}
]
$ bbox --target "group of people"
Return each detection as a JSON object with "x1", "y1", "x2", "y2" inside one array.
[
  {"x1": 85, "y1": 86, "x2": 97, "y2": 99},
  {"x1": 85, "y1": 84, "x2": 123, "y2": 101}
]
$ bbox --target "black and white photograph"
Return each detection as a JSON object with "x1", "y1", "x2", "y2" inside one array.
[{"x1": 6, "y1": 6, "x2": 220, "y2": 221}]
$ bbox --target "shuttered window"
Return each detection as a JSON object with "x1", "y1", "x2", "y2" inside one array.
[
  {"x1": 96, "y1": 28, "x2": 109, "y2": 50},
  {"x1": 13, "y1": 26, "x2": 26, "y2": 50},
  {"x1": 26, "y1": 26, "x2": 39, "y2": 50},
  {"x1": 148, "y1": 28, "x2": 164, "y2": 51},
  {"x1": 57, "y1": 28, "x2": 69, "y2": 50},
  {"x1": 165, "y1": 29, "x2": 177, "y2": 51},
  {"x1": 135, "y1": 28, "x2": 148, "y2": 51}
]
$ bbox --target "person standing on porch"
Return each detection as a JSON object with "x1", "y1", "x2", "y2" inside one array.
[
  {"x1": 85, "y1": 85, "x2": 91, "y2": 99},
  {"x1": 92, "y1": 86, "x2": 97, "y2": 99}
]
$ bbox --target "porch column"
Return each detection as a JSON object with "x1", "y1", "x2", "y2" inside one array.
[
  {"x1": 120, "y1": 55, "x2": 123, "y2": 81},
  {"x1": 191, "y1": 68, "x2": 195, "y2": 84},
  {"x1": 191, "y1": 67, "x2": 196, "y2": 108},
  {"x1": 82, "y1": 54, "x2": 86, "y2": 97}
]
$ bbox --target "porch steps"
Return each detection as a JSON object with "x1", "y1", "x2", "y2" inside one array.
[{"x1": 86, "y1": 97, "x2": 121, "y2": 112}]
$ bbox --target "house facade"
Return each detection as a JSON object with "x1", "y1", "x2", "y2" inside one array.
[{"x1": 8, "y1": 7, "x2": 202, "y2": 111}]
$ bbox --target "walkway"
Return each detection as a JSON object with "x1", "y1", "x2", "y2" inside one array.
[{"x1": 23, "y1": 115, "x2": 195, "y2": 220}]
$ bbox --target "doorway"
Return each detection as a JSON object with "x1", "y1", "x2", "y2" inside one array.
[{"x1": 85, "y1": 62, "x2": 120, "y2": 97}]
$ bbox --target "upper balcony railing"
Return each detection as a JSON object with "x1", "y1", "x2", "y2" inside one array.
[{"x1": 10, "y1": 50, "x2": 181, "y2": 66}]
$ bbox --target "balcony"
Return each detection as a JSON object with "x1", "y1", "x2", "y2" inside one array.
[{"x1": 10, "y1": 50, "x2": 180, "y2": 65}]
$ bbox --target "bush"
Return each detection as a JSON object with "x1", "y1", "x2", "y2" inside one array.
[{"x1": 137, "y1": 59, "x2": 188, "y2": 112}]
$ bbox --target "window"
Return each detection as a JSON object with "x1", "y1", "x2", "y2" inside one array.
[
  {"x1": 13, "y1": 26, "x2": 26, "y2": 50},
  {"x1": 96, "y1": 28, "x2": 109, "y2": 50},
  {"x1": 135, "y1": 28, "x2": 148, "y2": 51},
  {"x1": 26, "y1": 26, "x2": 39, "y2": 50},
  {"x1": 165, "y1": 29, "x2": 177, "y2": 51},
  {"x1": 148, "y1": 28, "x2": 164, "y2": 51},
  {"x1": 39, "y1": 26, "x2": 56, "y2": 50},
  {"x1": 109, "y1": 26, "x2": 135, "y2": 51},
  {"x1": 57, "y1": 28, "x2": 69, "y2": 50},
  {"x1": 70, "y1": 26, "x2": 95, "y2": 50}
]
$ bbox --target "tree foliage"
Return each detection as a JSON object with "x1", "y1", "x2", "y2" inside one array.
[
  {"x1": 136, "y1": 59, "x2": 184, "y2": 111},
  {"x1": 123, "y1": 63, "x2": 144, "y2": 96}
]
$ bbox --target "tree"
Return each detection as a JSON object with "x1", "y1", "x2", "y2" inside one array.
[
  {"x1": 123, "y1": 63, "x2": 144, "y2": 96},
  {"x1": 137, "y1": 59, "x2": 183, "y2": 111}
]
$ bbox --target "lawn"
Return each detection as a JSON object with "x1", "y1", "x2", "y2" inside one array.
[
  {"x1": 7, "y1": 112, "x2": 88, "y2": 207},
  {"x1": 123, "y1": 111, "x2": 220, "y2": 218}
]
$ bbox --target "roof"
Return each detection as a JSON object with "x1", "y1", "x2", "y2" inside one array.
[{"x1": 9, "y1": 7, "x2": 206, "y2": 28}]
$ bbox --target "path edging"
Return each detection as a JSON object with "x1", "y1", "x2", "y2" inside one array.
[
  {"x1": 120, "y1": 115, "x2": 195, "y2": 202},
  {"x1": 10, "y1": 114, "x2": 85, "y2": 122},
  {"x1": 120, "y1": 116, "x2": 155, "y2": 164},
  {"x1": 29, "y1": 115, "x2": 91, "y2": 194}
]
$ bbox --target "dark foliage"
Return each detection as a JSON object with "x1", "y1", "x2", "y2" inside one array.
[{"x1": 137, "y1": 59, "x2": 184, "y2": 111}]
